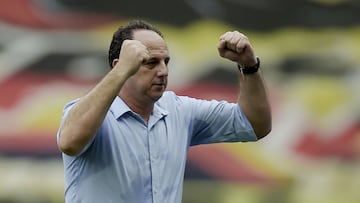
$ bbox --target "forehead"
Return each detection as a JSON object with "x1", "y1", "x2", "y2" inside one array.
[{"x1": 133, "y1": 30, "x2": 169, "y2": 56}]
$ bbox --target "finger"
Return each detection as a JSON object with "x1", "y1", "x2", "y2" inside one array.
[
  {"x1": 217, "y1": 39, "x2": 227, "y2": 49},
  {"x1": 219, "y1": 31, "x2": 234, "y2": 42},
  {"x1": 235, "y1": 37, "x2": 246, "y2": 53},
  {"x1": 219, "y1": 32, "x2": 235, "y2": 52},
  {"x1": 229, "y1": 32, "x2": 242, "y2": 52},
  {"x1": 229, "y1": 31, "x2": 241, "y2": 44},
  {"x1": 144, "y1": 52, "x2": 151, "y2": 62}
]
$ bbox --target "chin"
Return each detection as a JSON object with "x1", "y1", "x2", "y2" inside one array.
[
  {"x1": 148, "y1": 85, "x2": 166, "y2": 100},
  {"x1": 151, "y1": 91, "x2": 165, "y2": 101},
  {"x1": 153, "y1": 93, "x2": 164, "y2": 101}
]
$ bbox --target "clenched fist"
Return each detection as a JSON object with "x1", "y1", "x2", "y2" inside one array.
[
  {"x1": 113, "y1": 39, "x2": 150, "y2": 77},
  {"x1": 217, "y1": 31, "x2": 257, "y2": 68}
]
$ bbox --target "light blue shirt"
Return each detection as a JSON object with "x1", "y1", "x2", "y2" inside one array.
[{"x1": 58, "y1": 91, "x2": 257, "y2": 203}]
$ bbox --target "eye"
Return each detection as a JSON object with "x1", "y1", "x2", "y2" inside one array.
[
  {"x1": 144, "y1": 60, "x2": 158, "y2": 67},
  {"x1": 164, "y1": 57, "x2": 170, "y2": 65},
  {"x1": 144, "y1": 57, "x2": 170, "y2": 68}
]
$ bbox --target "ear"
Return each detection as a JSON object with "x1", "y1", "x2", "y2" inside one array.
[{"x1": 112, "y1": 59, "x2": 119, "y2": 69}]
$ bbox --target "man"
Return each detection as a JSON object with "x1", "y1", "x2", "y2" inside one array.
[{"x1": 57, "y1": 20, "x2": 271, "y2": 203}]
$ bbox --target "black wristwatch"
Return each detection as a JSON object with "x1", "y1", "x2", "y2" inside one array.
[{"x1": 237, "y1": 57, "x2": 260, "y2": 75}]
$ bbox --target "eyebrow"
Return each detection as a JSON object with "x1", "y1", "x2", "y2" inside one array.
[{"x1": 148, "y1": 56, "x2": 170, "y2": 62}]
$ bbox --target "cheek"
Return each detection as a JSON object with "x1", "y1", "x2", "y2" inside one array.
[
  {"x1": 133, "y1": 73, "x2": 153, "y2": 89},
  {"x1": 138, "y1": 70, "x2": 156, "y2": 82}
]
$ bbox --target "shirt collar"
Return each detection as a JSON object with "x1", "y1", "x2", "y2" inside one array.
[
  {"x1": 109, "y1": 96, "x2": 131, "y2": 119},
  {"x1": 109, "y1": 96, "x2": 169, "y2": 119},
  {"x1": 153, "y1": 102, "x2": 170, "y2": 118}
]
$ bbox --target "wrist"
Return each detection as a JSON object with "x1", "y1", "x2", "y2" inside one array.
[{"x1": 237, "y1": 57, "x2": 260, "y2": 75}]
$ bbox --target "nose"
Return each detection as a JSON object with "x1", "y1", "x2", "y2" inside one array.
[{"x1": 157, "y1": 61, "x2": 168, "y2": 77}]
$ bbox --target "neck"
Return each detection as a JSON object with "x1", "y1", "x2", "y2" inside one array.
[{"x1": 119, "y1": 93, "x2": 154, "y2": 123}]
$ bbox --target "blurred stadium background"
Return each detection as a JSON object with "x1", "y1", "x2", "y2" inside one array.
[{"x1": 0, "y1": 0, "x2": 359, "y2": 202}]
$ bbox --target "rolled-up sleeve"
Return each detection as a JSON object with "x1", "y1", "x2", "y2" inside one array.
[{"x1": 184, "y1": 97, "x2": 257, "y2": 145}]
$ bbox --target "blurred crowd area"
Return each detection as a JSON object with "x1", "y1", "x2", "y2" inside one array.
[{"x1": 0, "y1": 0, "x2": 359, "y2": 203}]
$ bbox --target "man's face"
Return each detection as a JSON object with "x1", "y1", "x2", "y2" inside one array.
[{"x1": 123, "y1": 30, "x2": 170, "y2": 103}]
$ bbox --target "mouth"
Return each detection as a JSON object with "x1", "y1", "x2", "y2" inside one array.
[{"x1": 152, "y1": 83, "x2": 166, "y2": 90}]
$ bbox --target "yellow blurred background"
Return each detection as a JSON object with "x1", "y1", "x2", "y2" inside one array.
[{"x1": 0, "y1": 0, "x2": 359, "y2": 202}]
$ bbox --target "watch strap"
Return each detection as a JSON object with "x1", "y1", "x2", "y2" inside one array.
[{"x1": 237, "y1": 57, "x2": 260, "y2": 75}]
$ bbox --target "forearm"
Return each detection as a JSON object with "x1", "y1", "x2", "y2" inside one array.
[
  {"x1": 237, "y1": 69, "x2": 272, "y2": 139},
  {"x1": 58, "y1": 68, "x2": 129, "y2": 155}
]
